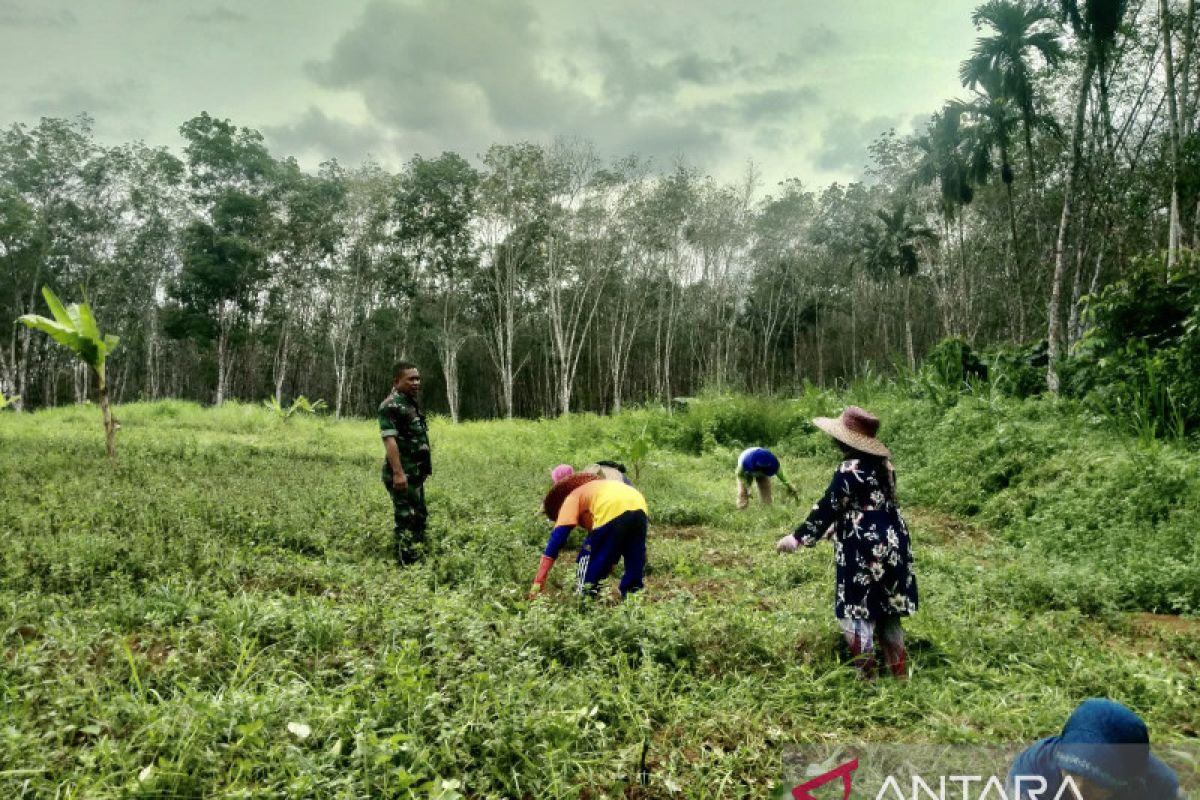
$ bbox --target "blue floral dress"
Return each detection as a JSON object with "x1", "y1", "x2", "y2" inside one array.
[{"x1": 795, "y1": 458, "x2": 918, "y2": 620}]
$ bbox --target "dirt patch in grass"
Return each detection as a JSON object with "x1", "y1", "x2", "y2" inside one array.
[
  {"x1": 906, "y1": 507, "x2": 991, "y2": 546},
  {"x1": 1098, "y1": 614, "x2": 1200, "y2": 664},
  {"x1": 699, "y1": 547, "x2": 743, "y2": 568},
  {"x1": 127, "y1": 634, "x2": 173, "y2": 665},
  {"x1": 1130, "y1": 612, "x2": 1200, "y2": 637}
]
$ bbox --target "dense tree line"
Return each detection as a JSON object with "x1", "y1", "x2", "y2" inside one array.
[{"x1": 2, "y1": 0, "x2": 1197, "y2": 420}]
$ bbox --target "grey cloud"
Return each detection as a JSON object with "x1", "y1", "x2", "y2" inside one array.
[
  {"x1": 589, "y1": 115, "x2": 726, "y2": 167},
  {"x1": 799, "y1": 24, "x2": 842, "y2": 51},
  {"x1": 740, "y1": 25, "x2": 842, "y2": 80},
  {"x1": 307, "y1": 0, "x2": 577, "y2": 138},
  {"x1": 814, "y1": 113, "x2": 900, "y2": 172},
  {"x1": 183, "y1": 6, "x2": 250, "y2": 24},
  {"x1": 264, "y1": 107, "x2": 392, "y2": 164},
  {"x1": 0, "y1": 1, "x2": 76, "y2": 27},
  {"x1": 295, "y1": 0, "x2": 825, "y2": 174},
  {"x1": 593, "y1": 31, "x2": 825, "y2": 105},
  {"x1": 594, "y1": 32, "x2": 742, "y2": 102},
  {"x1": 24, "y1": 82, "x2": 137, "y2": 118},
  {"x1": 705, "y1": 87, "x2": 819, "y2": 125}
]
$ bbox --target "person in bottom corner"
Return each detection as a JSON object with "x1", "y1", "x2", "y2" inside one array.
[
  {"x1": 736, "y1": 446, "x2": 796, "y2": 509},
  {"x1": 529, "y1": 472, "x2": 649, "y2": 599},
  {"x1": 1007, "y1": 698, "x2": 1181, "y2": 799},
  {"x1": 775, "y1": 407, "x2": 917, "y2": 679}
]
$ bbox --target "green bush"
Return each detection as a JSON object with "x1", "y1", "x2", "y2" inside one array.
[
  {"x1": 1067, "y1": 253, "x2": 1200, "y2": 438},
  {"x1": 985, "y1": 341, "x2": 1048, "y2": 399}
]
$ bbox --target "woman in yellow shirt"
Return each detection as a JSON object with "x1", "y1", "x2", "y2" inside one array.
[{"x1": 530, "y1": 473, "x2": 649, "y2": 598}]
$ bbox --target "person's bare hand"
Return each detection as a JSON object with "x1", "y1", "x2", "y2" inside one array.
[{"x1": 392, "y1": 473, "x2": 408, "y2": 491}]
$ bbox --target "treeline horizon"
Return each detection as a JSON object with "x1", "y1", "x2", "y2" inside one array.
[{"x1": 3, "y1": 0, "x2": 1198, "y2": 421}]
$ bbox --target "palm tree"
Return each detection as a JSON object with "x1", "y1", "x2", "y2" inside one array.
[
  {"x1": 860, "y1": 202, "x2": 939, "y2": 368},
  {"x1": 961, "y1": 0, "x2": 1065, "y2": 185},
  {"x1": 1046, "y1": 0, "x2": 1129, "y2": 394},
  {"x1": 911, "y1": 106, "x2": 976, "y2": 225},
  {"x1": 952, "y1": 74, "x2": 1058, "y2": 340},
  {"x1": 860, "y1": 202, "x2": 939, "y2": 282},
  {"x1": 911, "y1": 107, "x2": 977, "y2": 294}
]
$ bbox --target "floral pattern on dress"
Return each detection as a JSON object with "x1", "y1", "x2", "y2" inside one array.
[{"x1": 795, "y1": 458, "x2": 918, "y2": 620}]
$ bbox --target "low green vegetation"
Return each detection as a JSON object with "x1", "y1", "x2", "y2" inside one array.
[
  {"x1": 1, "y1": 394, "x2": 1197, "y2": 798},
  {"x1": 262, "y1": 395, "x2": 329, "y2": 424}
]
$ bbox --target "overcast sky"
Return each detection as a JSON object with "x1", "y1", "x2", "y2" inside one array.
[{"x1": 0, "y1": 0, "x2": 981, "y2": 191}]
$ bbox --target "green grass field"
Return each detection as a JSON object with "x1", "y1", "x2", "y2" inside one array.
[{"x1": 1, "y1": 398, "x2": 1198, "y2": 798}]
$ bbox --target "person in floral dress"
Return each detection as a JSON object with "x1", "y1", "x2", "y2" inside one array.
[{"x1": 776, "y1": 406, "x2": 918, "y2": 679}]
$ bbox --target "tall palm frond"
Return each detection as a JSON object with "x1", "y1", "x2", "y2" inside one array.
[{"x1": 961, "y1": 0, "x2": 1064, "y2": 184}]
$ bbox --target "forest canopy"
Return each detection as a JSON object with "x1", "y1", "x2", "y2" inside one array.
[{"x1": 2, "y1": 0, "x2": 1198, "y2": 434}]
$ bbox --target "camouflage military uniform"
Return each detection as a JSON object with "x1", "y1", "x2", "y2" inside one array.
[{"x1": 378, "y1": 389, "x2": 432, "y2": 563}]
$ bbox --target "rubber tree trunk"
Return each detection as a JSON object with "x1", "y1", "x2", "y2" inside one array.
[
  {"x1": 1003, "y1": 176, "x2": 1027, "y2": 342},
  {"x1": 98, "y1": 369, "x2": 115, "y2": 460},
  {"x1": 1048, "y1": 53, "x2": 1097, "y2": 395},
  {"x1": 1163, "y1": 0, "x2": 1183, "y2": 268}
]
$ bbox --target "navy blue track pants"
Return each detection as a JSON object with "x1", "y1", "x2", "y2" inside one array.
[{"x1": 575, "y1": 510, "x2": 648, "y2": 597}]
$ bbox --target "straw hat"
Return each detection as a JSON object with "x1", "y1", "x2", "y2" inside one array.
[
  {"x1": 543, "y1": 473, "x2": 601, "y2": 520},
  {"x1": 812, "y1": 406, "x2": 891, "y2": 457}
]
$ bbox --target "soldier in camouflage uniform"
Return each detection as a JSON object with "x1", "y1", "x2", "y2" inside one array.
[{"x1": 378, "y1": 361, "x2": 432, "y2": 564}]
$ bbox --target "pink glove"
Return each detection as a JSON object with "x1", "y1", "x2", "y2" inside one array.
[
  {"x1": 529, "y1": 555, "x2": 555, "y2": 598},
  {"x1": 776, "y1": 533, "x2": 799, "y2": 553}
]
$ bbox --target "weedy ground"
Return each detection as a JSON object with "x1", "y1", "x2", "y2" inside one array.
[{"x1": 1, "y1": 396, "x2": 1197, "y2": 798}]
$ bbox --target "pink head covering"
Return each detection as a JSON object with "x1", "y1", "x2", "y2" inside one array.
[{"x1": 550, "y1": 464, "x2": 575, "y2": 483}]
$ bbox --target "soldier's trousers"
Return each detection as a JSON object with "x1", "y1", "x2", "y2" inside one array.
[{"x1": 385, "y1": 482, "x2": 427, "y2": 563}]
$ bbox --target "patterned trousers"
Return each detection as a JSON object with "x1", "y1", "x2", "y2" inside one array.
[{"x1": 838, "y1": 615, "x2": 907, "y2": 679}]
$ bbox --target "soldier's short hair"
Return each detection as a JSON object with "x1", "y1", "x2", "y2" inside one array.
[{"x1": 392, "y1": 361, "x2": 419, "y2": 381}]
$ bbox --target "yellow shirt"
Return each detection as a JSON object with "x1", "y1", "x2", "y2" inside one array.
[{"x1": 556, "y1": 481, "x2": 648, "y2": 531}]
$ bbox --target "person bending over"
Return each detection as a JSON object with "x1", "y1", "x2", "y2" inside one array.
[
  {"x1": 736, "y1": 446, "x2": 795, "y2": 509},
  {"x1": 530, "y1": 473, "x2": 649, "y2": 598}
]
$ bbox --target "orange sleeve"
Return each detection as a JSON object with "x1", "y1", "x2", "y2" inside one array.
[{"x1": 556, "y1": 488, "x2": 583, "y2": 528}]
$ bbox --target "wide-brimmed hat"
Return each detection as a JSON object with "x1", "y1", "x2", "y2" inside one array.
[
  {"x1": 543, "y1": 473, "x2": 600, "y2": 520},
  {"x1": 812, "y1": 406, "x2": 890, "y2": 457},
  {"x1": 1053, "y1": 699, "x2": 1152, "y2": 790}
]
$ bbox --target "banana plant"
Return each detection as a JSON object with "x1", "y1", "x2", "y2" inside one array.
[
  {"x1": 0, "y1": 391, "x2": 19, "y2": 410},
  {"x1": 18, "y1": 286, "x2": 120, "y2": 459},
  {"x1": 617, "y1": 425, "x2": 652, "y2": 481},
  {"x1": 264, "y1": 395, "x2": 328, "y2": 422}
]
